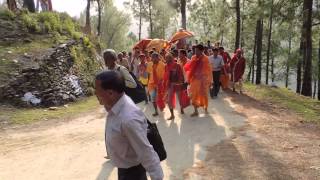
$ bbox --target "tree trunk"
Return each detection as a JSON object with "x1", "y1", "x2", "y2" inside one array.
[
  {"x1": 248, "y1": 25, "x2": 257, "y2": 82},
  {"x1": 318, "y1": 38, "x2": 320, "y2": 100},
  {"x1": 286, "y1": 31, "x2": 292, "y2": 88},
  {"x1": 271, "y1": 55, "x2": 275, "y2": 82},
  {"x1": 313, "y1": 81, "x2": 317, "y2": 98},
  {"x1": 23, "y1": 0, "x2": 36, "y2": 12},
  {"x1": 48, "y1": 0, "x2": 52, "y2": 11},
  {"x1": 266, "y1": 0, "x2": 274, "y2": 85},
  {"x1": 234, "y1": 0, "x2": 241, "y2": 51},
  {"x1": 181, "y1": 0, "x2": 187, "y2": 30},
  {"x1": 255, "y1": 19, "x2": 263, "y2": 85},
  {"x1": 240, "y1": 0, "x2": 245, "y2": 48},
  {"x1": 297, "y1": 41, "x2": 303, "y2": 93},
  {"x1": 301, "y1": 0, "x2": 313, "y2": 97},
  {"x1": 97, "y1": 0, "x2": 102, "y2": 36},
  {"x1": 85, "y1": 0, "x2": 91, "y2": 34},
  {"x1": 138, "y1": 0, "x2": 142, "y2": 40},
  {"x1": 7, "y1": 0, "x2": 17, "y2": 11},
  {"x1": 148, "y1": 0, "x2": 153, "y2": 38}
]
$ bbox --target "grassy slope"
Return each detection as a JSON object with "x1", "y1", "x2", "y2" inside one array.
[
  {"x1": 0, "y1": 96, "x2": 100, "y2": 125},
  {"x1": 244, "y1": 83, "x2": 320, "y2": 124}
]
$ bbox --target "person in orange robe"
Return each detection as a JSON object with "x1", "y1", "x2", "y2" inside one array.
[
  {"x1": 163, "y1": 53, "x2": 185, "y2": 120},
  {"x1": 147, "y1": 52, "x2": 166, "y2": 116},
  {"x1": 230, "y1": 48, "x2": 246, "y2": 93},
  {"x1": 188, "y1": 44, "x2": 212, "y2": 117},
  {"x1": 219, "y1": 46, "x2": 232, "y2": 90}
]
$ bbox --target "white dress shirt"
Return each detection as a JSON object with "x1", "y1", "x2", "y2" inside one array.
[
  {"x1": 209, "y1": 55, "x2": 224, "y2": 71},
  {"x1": 105, "y1": 94, "x2": 163, "y2": 180},
  {"x1": 107, "y1": 64, "x2": 137, "y2": 88}
]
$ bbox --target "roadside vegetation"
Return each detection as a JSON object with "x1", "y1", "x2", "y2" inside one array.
[
  {"x1": 0, "y1": 96, "x2": 99, "y2": 125},
  {"x1": 245, "y1": 83, "x2": 320, "y2": 124}
]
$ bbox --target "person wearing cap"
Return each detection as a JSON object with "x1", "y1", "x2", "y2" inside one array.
[
  {"x1": 209, "y1": 47, "x2": 225, "y2": 98},
  {"x1": 219, "y1": 47, "x2": 232, "y2": 89},
  {"x1": 146, "y1": 52, "x2": 166, "y2": 116},
  {"x1": 230, "y1": 48, "x2": 246, "y2": 93},
  {"x1": 187, "y1": 44, "x2": 212, "y2": 117},
  {"x1": 137, "y1": 53, "x2": 149, "y2": 104}
]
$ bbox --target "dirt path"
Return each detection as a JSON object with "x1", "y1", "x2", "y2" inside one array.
[{"x1": 0, "y1": 91, "x2": 319, "y2": 180}]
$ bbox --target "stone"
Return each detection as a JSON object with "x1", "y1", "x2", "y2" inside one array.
[{"x1": 48, "y1": 107, "x2": 58, "y2": 111}]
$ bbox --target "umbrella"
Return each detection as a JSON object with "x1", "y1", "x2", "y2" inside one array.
[
  {"x1": 145, "y1": 39, "x2": 170, "y2": 52},
  {"x1": 133, "y1": 39, "x2": 152, "y2": 50},
  {"x1": 169, "y1": 29, "x2": 194, "y2": 44}
]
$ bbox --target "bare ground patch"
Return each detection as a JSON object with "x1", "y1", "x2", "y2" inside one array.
[{"x1": 184, "y1": 91, "x2": 320, "y2": 180}]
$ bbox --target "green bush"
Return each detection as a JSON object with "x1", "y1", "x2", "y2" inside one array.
[
  {"x1": 37, "y1": 12, "x2": 61, "y2": 32},
  {"x1": 0, "y1": 9, "x2": 16, "y2": 20},
  {"x1": 21, "y1": 13, "x2": 41, "y2": 33}
]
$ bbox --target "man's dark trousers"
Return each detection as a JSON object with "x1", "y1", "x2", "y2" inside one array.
[
  {"x1": 118, "y1": 164, "x2": 147, "y2": 180},
  {"x1": 212, "y1": 71, "x2": 221, "y2": 97}
]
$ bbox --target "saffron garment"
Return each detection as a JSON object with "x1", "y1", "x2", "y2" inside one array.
[
  {"x1": 147, "y1": 61, "x2": 166, "y2": 110},
  {"x1": 220, "y1": 51, "x2": 231, "y2": 89},
  {"x1": 230, "y1": 55, "x2": 246, "y2": 83},
  {"x1": 163, "y1": 62, "x2": 185, "y2": 109},
  {"x1": 187, "y1": 55, "x2": 212, "y2": 108}
]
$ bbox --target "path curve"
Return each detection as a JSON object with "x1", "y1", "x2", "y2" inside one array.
[{"x1": 0, "y1": 92, "x2": 246, "y2": 180}]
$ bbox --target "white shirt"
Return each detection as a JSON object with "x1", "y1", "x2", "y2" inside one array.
[
  {"x1": 209, "y1": 55, "x2": 224, "y2": 71},
  {"x1": 105, "y1": 94, "x2": 163, "y2": 180},
  {"x1": 107, "y1": 64, "x2": 137, "y2": 88}
]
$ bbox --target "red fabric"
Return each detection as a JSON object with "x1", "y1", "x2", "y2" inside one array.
[
  {"x1": 180, "y1": 89, "x2": 190, "y2": 108},
  {"x1": 164, "y1": 62, "x2": 184, "y2": 109},
  {"x1": 230, "y1": 55, "x2": 246, "y2": 82},
  {"x1": 164, "y1": 62, "x2": 184, "y2": 89}
]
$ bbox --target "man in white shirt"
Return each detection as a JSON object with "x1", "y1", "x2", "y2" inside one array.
[
  {"x1": 209, "y1": 47, "x2": 225, "y2": 98},
  {"x1": 95, "y1": 70, "x2": 164, "y2": 180},
  {"x1": 103, "y1": 49, "x2": 137, "y2": 89}
]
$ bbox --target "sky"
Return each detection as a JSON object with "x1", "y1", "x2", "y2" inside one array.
[
  {"x1": 0, "y1": 0, "x2": 126, "y2": 17},
  {"x1": 0, "y1": 0, "x2": 148, "y2": 38}
]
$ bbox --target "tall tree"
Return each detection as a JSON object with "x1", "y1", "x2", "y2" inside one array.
[
  {"x1": 148, "y1": 0, "x2": 153, "y2": 38},
  {"x1": 138, "y1": 0, "x2": 142, "y2": 40},
  {"x1": 180, "y1": 0, "x2": 187, "y2": 29},
  {"x1": 85, "y1": 0, "x2": 91, "y2": 34},
  {"x1": 7, "y1": 0, "x2": 17, "y2": 11},
  {"x1": 297, "y1": 41, "x2": 303, "y2": 93},
  {"x1": 255, "y1": 19, "x2": 263, "y2": 84},
  {"x1": 23, "y1": 0, "x2": 35, "y2": 12},
  {"x1": 265, "y1": 0, "x2": 274, "y2": 85},
  {"x1": 286, "y1": 30, "x2": 292, "y2": 88},
  {"x1": 301, "y1": 0, "x2": 313, "y2": 96},
  {"x1": 318, "y1": 38, "x2": 320, "y2": 100},
  {"x1": 235, "y1": 0, "x2": 241, "y2": 51},
  {"x1": 97, "y1": 0, "x2": 102, "y2": 36}
]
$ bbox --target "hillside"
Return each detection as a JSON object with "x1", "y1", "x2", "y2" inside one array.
[{"x1": 0, "y1": 10, "x2": 103, "y2": 107}]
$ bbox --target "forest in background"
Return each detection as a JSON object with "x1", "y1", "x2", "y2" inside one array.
[{"x1": 2, "y1": 0, "x2": 320, "y2": 100}]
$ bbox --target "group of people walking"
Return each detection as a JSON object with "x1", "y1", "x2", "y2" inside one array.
[
  {"x1": 102, "y1": 42, "x2": 246, "y2": 121},
  {"x1": 95, "y1": 41, "x2": 246, "y2": 180}
]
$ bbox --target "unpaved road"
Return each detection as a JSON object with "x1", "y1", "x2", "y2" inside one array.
[{"x1": 1, "y1": 91, "x2": 319, "y2": 180}]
